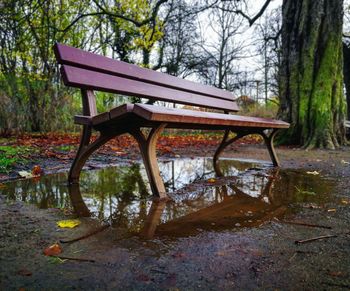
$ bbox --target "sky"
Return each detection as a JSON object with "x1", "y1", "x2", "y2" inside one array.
[{"x1": 196, "y1": 0, "x2": 283, "y2": 98}]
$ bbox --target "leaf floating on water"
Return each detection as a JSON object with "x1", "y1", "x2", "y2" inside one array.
[
  {"x1": 43, "y1": 243, "x2": 62, "y2": 256},
  {"x1": 57, "y1": 219, "x2": 81, "y2": 228},
  {"x1": 18, "y1": 170, "x2": 34, "y2": 179},
  {"x1": 306, "y1": 171, "x2": 319, "y2": 175},
  {"x1": 32, "y1": 165, "x2": 43, "y2": 176}
]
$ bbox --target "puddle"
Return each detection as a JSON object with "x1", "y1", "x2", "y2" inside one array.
[{"x1": 0, "y1": 158, "x2": 335, "y2": 239}]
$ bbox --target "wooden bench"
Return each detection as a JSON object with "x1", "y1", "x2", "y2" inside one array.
[{"x1": 54, "y1": 43, "x2": 289, "y2": 199}]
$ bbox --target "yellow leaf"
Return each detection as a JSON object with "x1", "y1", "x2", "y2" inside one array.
[
  {"x1": 207, "y1": 178, "x2": 216, "y2": 183},
  {"x1": 306, "y1": 171, "x2": 319, "y2": 175},
  {"x1": 57, "y1": 219, "x2": 81, "y2": 228}
]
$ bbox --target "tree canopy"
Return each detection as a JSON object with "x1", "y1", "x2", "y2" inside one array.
[{"x1": 0, "y1": 0, "x2": 348, "y2": 149}]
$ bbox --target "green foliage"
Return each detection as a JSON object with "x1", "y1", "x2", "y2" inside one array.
[
  {"x1": 0, "y1": 0, "x2": 166, "y2": 132},
  {"x1": 0, "y1": 146, "x2": 34, "y2": 172}
]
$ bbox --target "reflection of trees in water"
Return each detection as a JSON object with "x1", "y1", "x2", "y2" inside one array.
[
  {"x1": 79, "y1": 163, "x2": 151, "y2": 228},
  {"x1": 161, "y1": 158, "x2": 214, "y2": 191},
  {"x1": 3, "y1": 158, "x2": 334, "y2": 233},
  {"x1": 2, "y1": 174, "x2": 70, "y2": 209}
]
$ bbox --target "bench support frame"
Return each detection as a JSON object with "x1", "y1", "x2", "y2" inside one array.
[
  {"x1": 213, "y1": 129, "x2": 280, "y2": 176},
  {"x1": 68, "y1": 120, "x2": 168, "y2": 199},
  {"x1": 68, "y1": 90, "x2": 282, "y2": 199}
]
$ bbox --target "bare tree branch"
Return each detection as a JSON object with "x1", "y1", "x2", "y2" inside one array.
[{"x1": 220, "y1": 0, "x2": 272, "y2": 26}]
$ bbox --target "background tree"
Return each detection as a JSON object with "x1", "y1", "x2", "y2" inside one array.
[{"x1": 278, "y1": 0, "x2": 346, "y2": 148}]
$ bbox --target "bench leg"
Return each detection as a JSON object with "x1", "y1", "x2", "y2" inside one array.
[
  {"x1": 130, "y1": 124, "x2": 167, "y2": 199},
  {"x1": 261, "y1": 129, "x2": 280, "y2": 167},
  {"x1": 68, "y1": 126, "x2": 119, "y2": 184},
  {"x1": 213, "y1": 130, "x2": 248, "y2": 176}
]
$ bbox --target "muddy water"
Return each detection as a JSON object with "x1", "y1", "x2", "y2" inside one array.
[{"x1": 1, "y1": 158, "x2": 335, "y2": 239}]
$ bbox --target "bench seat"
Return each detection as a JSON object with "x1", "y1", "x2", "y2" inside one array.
[{"x1": 74, "y1": 104, "x2": 289, "y2": 131}]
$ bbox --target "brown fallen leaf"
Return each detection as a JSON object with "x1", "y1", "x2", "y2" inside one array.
[
  {"x1": 43, "y1": 243, "x2": 62, "y2": 256},
  {"x1": 32, "y1": 165, "x2": 43, "y2": 176},
  {"x1": 328, "y1": 271, "x2": 345, "y2": 277},
  {"x1": 17, "y1": 268, "x2": 32, "y2": 276}
]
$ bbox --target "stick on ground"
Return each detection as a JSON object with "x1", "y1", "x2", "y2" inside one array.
[
  {"x1": 283, "y1": 220, "x2": 332, "y2": 229},
  {"x1": 295, "y1": 234, "x2": 337, "y2": 244},
  {"x1": 60, "y1": 224, "x2": 110, "y2": 243}
]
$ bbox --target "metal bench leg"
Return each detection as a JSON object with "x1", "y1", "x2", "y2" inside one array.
[
  {"x1": 68, "y1": 126, "x2": 119, "y2": 184},
  {"x1": 130, "y1": 124, "x2": 167, "y2": 199},
  {"x1": 213, "y1": 130, "x2": 248, "y2": 176},
  {"x1": 261, "y1": 129, "x2": 280, "y2": 167}
]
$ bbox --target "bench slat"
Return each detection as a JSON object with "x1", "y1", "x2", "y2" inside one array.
[
  {"x1": 133, "y1": 104, "x2": 289, "y2": 129},
  {"x1": 62, "y1": 65, "x2": 239, "y2": 112},
  {"x1": 54, "y1": 43, "x2": 235, "y2": 102},
  {"x1": 74, "y1": 103, "x2": 289, "y2": 129}
]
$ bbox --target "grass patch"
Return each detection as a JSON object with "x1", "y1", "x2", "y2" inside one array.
[
  {"x1": 53, "y1": 145, "x2": 77, "y2": 152},
  {"x1": 0, "y1": 145, "x2": 35, "y2": 173}
]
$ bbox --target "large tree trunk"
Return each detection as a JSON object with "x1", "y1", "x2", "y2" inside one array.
[
  {"x1": 279, "y1": 0, "x2": 346, "y2": 149},
  {"x1": 343, "y1": 42, "x2": 350, "y2": 119}
]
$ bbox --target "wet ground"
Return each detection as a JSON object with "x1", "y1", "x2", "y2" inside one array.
[{"x1": 1, "y1": 145, "x2": 350, "y2": 290}]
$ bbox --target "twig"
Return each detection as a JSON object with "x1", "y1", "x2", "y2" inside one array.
[
  {"x1": 54, "y1": 255, "x2": 95, "y2": 263},
  {"x1": 283, "y1": 221, "x2": 332, "y2": 229},
  {"x1": 60, "y1": 224, "x2": 110, "y2": 243},
  {"x1": 295, "y1": 234, "x2": 337, "y2": 244}
]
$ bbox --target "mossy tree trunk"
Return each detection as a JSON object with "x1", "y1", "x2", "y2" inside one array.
[
  {"x1": 343, "y1": 42, "x2": 350, "y2": 119},
  {"x1": 279, "y1": 0, "x2": 347, "y2": 149}
]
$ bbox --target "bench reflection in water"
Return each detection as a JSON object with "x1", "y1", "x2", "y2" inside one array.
[{"x1": 68, "y1": 165, "x2": 285, "y2": 239}]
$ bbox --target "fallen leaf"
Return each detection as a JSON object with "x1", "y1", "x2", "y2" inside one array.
[
  {"x1": 0, "y1": 183, "x2": 6, "y2": 189},
  {"x1": 207, "y1": 178, "x2": 216, "y2": 183},
  {"x1": 327, "y1": 208, "x2": 336, "y2": 212},
  {"x1": 306, "y1": 171, "x2": 319, "y2": 175},
  {"x1": 18, "y1": 171, "x2": 34, "y2": 179},
  {"x1": 341, "y1": 160, "x2": 350, "y2": 165},
  {"x1": 43, "y1": 243, "x2": 62, "y2": 256},
  {"x1": 32, "y1": 165, "x2": 43, "y2": 176},
  {"x1": 328, "y1": 271, "x2": 345, "y2": 277},
  {"x1": 57, "y1": 219, "x2": 81, "y2": 228},
  {"x1": 172, "y1": 252, "x2": 186, "y2": 258},
  {"x1": 341, "y1": 199, "x2": 349, "y2": 205},
  {"x1": 17, "y1": 268, "x2": 32, "y2": 276}
]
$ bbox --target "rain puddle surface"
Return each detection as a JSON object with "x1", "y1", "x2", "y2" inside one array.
[{"x1": 1, "y1": 158, "x2": 335, "y2": 239}]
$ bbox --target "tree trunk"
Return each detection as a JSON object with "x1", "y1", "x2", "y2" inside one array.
[
  {"x1": 279, "y1": 0, "x2": 346, "y2": 149},
  {"x1": 343, "y1": 42, "x2": 350, "y2": 119}
]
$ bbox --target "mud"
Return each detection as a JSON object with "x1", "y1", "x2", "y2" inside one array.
[{"x1": 1, "y1": 144, "x2": 350, "y2": 290}]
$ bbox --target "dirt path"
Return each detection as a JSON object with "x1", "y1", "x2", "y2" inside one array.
[{"x1": 1, "y1": 145, "x2": 350, "y2": 290}]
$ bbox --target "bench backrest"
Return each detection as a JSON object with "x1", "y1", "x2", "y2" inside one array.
[{"x1": 54, "y1": 43, "x2": 239, "y2": 113}]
